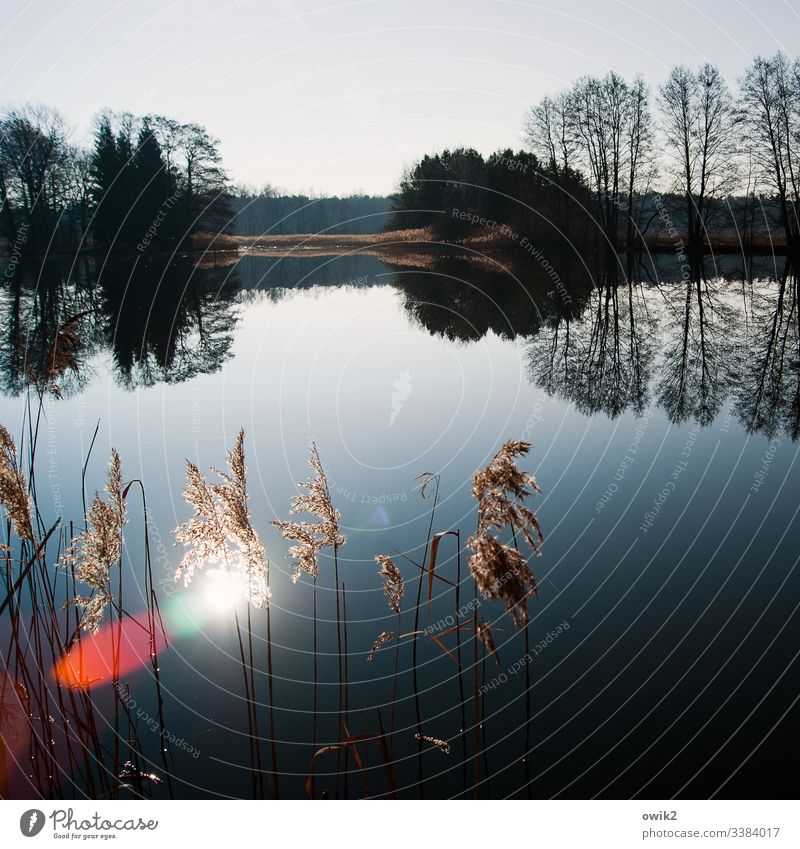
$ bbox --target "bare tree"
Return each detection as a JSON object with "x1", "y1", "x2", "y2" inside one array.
[
  {"x1": 570, "y1": 72, "x2": 632, "y2": 251},
  {"x1": 58, "y1": 144, "x2": 94, "y2": 249},
  {"x1": 625, "y1": 75, "x2": 656, "y2": 254},
  {"x1": 739, "y1": 53, "x2": 800, "y2": 253},
  {"x1": 658, "y1": 64, "x2": 736, "y2": 254},
  {"x1": 526, "y1": 73, "x2": 655, "y2": 253},
  {"x1": 0, "y1": 104, "x2": 70, "y2": 250},
  {"x1": 524, "y1": 91, "x2": 576, "y2": 172}
]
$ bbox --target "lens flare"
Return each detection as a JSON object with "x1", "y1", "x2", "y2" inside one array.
[
  {"x1": 54, "y1": 613, "x2": 166, "y2": 689},
  {"x1": 203, "y1": 567, "x2": 244, "y2": 613}
]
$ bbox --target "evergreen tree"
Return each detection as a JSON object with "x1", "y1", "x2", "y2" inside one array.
[
  {"x1": 90, "y1": 116, "x2": 122, "y2": 249},
  {"x1": 132, "y1": 120, "x2": 177, "y2": 251}
]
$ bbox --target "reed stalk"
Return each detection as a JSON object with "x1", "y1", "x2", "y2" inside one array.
[
  {"x1": 454, "y1": 531, "x2": 467, "y2": 797},
  {"x1": 523, "y1": 619, "x2": 532, "y2": 798},
  {"x1": 311, "y1": 574, "x2": 317, "y2": 797},
  {"x1": 272, "y1": 442, "x2": 344, "y2": 798},
  {"x1": 342, "y1": 579, "x2": 349, "y2": 799},
  {"x1": 471, "y1": 590, "x2": 483, "y2": 799},
  {"x1": 332, "y1": 542, "x2": 343, "y2": 799},
  {"x1": 2, "y1": 415, "x2": 545, "y2": 802},
  {"x1": 265, "y1": 559, "x2": 279, "y2": 799},
  {"x1": 173, "y1": 430, "x2": 269, "y2": 798},
  {"x1": 411, "y1": 472, "x2": 440, "y2": 798}
]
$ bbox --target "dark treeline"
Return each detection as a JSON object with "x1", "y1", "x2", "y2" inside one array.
[
  {"x1": 388, "y1": 146, "x2": 592, "y2": 246},
  {"x1": 391, "y1": 52, "x2": 800, "y2": 258},
  {"x1": 230, "y1": 189, "x2": 390, "y2": 235},
  {"x1": 4, "y1": 52, "x2": 800, "y2": 259},
  {"x1": 0, "y1": 101, "x2": 394, "y2": 256},
  {"x1": 0, "y1": 106, "x2": 231, "y2": 257},
  {"x1": 0, "y1": 99, "x2": 396, "y2": 256}
]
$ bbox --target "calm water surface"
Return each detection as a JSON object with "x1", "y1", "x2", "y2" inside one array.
[{"x1": 1, "y1": 250, "x2": 797, "y2": 798}]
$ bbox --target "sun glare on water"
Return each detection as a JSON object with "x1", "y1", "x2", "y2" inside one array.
[{"x1": 204, "y1": 568, "x2": 245, "y2": 613}]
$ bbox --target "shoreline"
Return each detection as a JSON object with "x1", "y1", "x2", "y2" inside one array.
[
  {"x1": 2, "y1": 226, "x2": 795, "y2": 262},
  {"x1": 210, "y1": 227, "x2": 798, "y2": 258}
]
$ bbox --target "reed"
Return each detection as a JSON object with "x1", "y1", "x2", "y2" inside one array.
[
  {"x1": 415, "y1": 733, "x2": 451, "y2": 754},
  {"x1": 375, "y1": 554, "x2": 404, "y2": 742},
  {"x1": 467, "y1": 440, "x2": 543, "y2": 627},
  {"x1": 2, "y1": 413, "x2": 544, "y2": 800},
  {"x1": 472, "y1": 599, "x2": 481, "y2": 797},
  {"x1": 411, "y1": 471, "x2": 440, "y2": 798},
  {"x1": 265, "y1": 558, "x2": 279, "y2": 799},
  {"x1": 125, "y1": 478, "x2": 174, "y2": 796},
  {"x1": 454, "y1": 530, "x2": 468, "y2": 797},
  {"x1": 174, "y1": 429, "x2": 269, "y2": 797},
  {"x1": 1, "y1": 410, "x2": 175, "y2": 800},
  {"x1": 342, "y1": 579, "x2": 349, "y2": 798},
  {"x1": 468, "y1": 440, "x2": 543, "y2": 796},
  {"x1": 273, "y1": 442, "x2": 345, "y2": 797}
]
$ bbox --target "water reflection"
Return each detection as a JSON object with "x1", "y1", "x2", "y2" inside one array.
[
  {"x1": 527, "y1": 268, "x2": 655, "y2": 418},
  {"x1": 1, "y1": 248, "x2": 798, "y2": 800},
  {"x1": 1, "y1": 254, "x2": 241, "y2": 395},
  {"x1": 99, "y1": 255, "x2": 239, "y2": 388},
  {"x1": 655, "y1": 267, "x2": 737, "y2": 427},
  {"x1": 1, "y1": 250, "x2": 798, "y2": 440},
  {"x1": 735, "y1": 269, "x2": 800, "y2": 440}
]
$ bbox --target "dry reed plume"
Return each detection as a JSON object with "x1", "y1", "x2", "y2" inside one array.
[
  {"x1": 415, "y1": 733, "x2": 451, "y2": 754},
  {"x1": 272, "y1": 442, "x2": 345, "y2": 582},
  {"x1": 273, "y1": 442, "x2": 347, "y2": 797},
  {"x1": 477, "y1": 620, "x2": 501, "y2": 667},
  {"x1": 367, "y1": 631, "x2": 394, "y2": 661},
  {"x1": 3, "y1": 423, "x2": 173, "y2": 799},
  {"x1": 467, "y1": 440, "x2": 543, "y2": 627},
  {"x1": 174, "y1": 429, "x2": 268, "y2": 796},
  {"x1": 0, "y1": 423, "x2": 33, "y2": 540},
  {"x1": 1, "y1": 413, "x2": 547, "y2": 799},
  {"x1": 61, "y1": 449, "x2": 126, "y2": 633},
  {"x1": 174, "y1": 429, "x2": 268, "y2": 607},
  {"x1": 377, "y1": 554, "x2": 404, "y2": 614}
]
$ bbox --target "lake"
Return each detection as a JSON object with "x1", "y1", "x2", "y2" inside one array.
[{"x1": 1, "y1": 248, "x2": 797, "y2": 799}]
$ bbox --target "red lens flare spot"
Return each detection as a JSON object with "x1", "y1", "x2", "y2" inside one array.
[{"x1": 54, "y1": 614, "x2": 166, "y2": 689}]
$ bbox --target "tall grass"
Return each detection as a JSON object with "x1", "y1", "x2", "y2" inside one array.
[
  {"x1": 174, "y1": 429, "x2": 268, "y2": 797},
  {"x1": 1, "y1": 409, "x2": 171, "y2": 800},
  {"x1": 273, "y1": 442, "x2": 345, "y2": 798},
  {"x1": 1, "y1": 418, "x2": 543, "y2": 800}
]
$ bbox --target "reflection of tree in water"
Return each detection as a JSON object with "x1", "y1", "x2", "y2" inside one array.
[
  {"x1": 0, "y1": 257, "x2": 100, "y2": 398},
  {"x1": 99, "y1": 255, "x2": 239, "y2": 388},
  {"x1": 0, "y1": 255, "x2": 240, "y2": 395},
  {"x1": 527, "y1": 270, "x2": 655, "y2": 418},
  {"x1": 526, "y1": 258, "x2": 800, "y2": 436},
  {"x1": 393, "y1": 254, "x2": 592, "y2": 343},
  {"x1": 5, "y1": 251, "x2": 798, "y2": 440},
  {"x1": 735, "y1": 269, "x2": 799, "y2": 440},
  {"x1": 656, "y1": 268, "x2": 737, "y2": 427}
]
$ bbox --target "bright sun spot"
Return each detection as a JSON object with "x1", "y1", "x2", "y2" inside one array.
[{"x1": 204, "y1": 568, "x2": 244, "y2": 613}]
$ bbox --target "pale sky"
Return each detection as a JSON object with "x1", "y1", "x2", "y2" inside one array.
[{"x1": 2, "y1": 0, "x2": 799, "y2": 195}]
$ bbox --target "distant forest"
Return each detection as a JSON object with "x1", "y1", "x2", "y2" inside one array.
[
  {"x1": 230, "y1": 191, "x2": 390, "y2": 236},
  {"x1": 2, "y1": 52, "x2": 799, "y2": 257}
]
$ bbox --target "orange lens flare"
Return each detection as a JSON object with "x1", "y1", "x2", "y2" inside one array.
[{"x1": 54, "y1": 613, "x2": 166, "y2": 689}]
